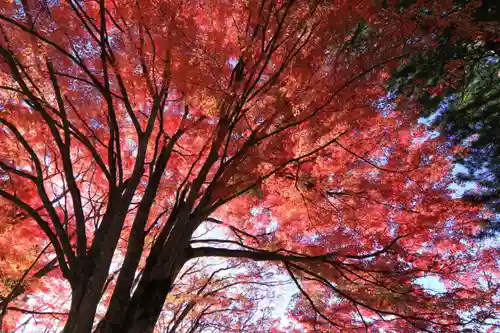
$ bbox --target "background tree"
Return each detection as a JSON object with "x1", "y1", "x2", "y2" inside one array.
[
  {"x1": 0, "y1": 0, "x2": 498, "y2": 332},
  {"x1": 388, "y1": 0, "x2": 500, "y2": 238}
]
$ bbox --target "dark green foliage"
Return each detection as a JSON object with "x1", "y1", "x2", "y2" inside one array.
[{"x1": 388, "y1": 1, "x2": 500, "y2": 238}]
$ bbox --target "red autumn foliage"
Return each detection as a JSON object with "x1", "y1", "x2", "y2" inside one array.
[{"x1": 0, "y1": 0, "x2": 498, "y2": 332}]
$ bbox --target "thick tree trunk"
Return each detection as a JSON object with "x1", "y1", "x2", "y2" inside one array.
[
  {"x1": 122, "y1": 277, "x2": 176, "y2": 333},
  {"x1": 120, "y1": 224, "x2": 192, "y2": 333},
  {"x1": 95, "y1": 146, "x2": 177, "y2": 333},
  {"x1": 63, "y1": 284, "x2": 93, "y2": 333},
  {"x1": 65, "y1": 196, "x2": 200, "y2": 333},
  {"x1": 63, "y1": 269, "x2": 113, "y2": 333},
  {"x1": 93, "y1": 228, "x2": 191, "y2": 333},
  {"x1": 62, "y1": 253, "x2": 124, "y2": 333},
  {"x1": 63, "y1": 196, "x2": 133, "y2": 333},
  {"x1": 92, "y1": 258, "x2": 188, "y2": 333},
  {"x1": 63, "y1": 252, "x2": 187, "y2": 333},
  {"x1": 62, "y1": 257, "x2": 118, "y2": 332},
  {"x1": 120, "y1": 253, "x2": 187, "y2": 333}
]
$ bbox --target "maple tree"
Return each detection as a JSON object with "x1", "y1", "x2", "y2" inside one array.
[{"x1": 0, "y1": 0, "x2": 498, "y2": 332}]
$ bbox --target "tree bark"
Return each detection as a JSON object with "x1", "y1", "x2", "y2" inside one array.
[
  {"x1": 63, "y1": 284, "x2": 91, "y2": 333},
  {"x1": 122, "y1": 277, "x2": 175, "y2": 333},
  {"x1": 62, "y1": 193, "x2": 132, "y2": 333},
  {"x1": 120, "y1": 254, "x2": 188, "y2": 333}
]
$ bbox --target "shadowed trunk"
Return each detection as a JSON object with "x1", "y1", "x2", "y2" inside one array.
[
  {"x1": 62, "y1": 191, "x2": 137, "y2": 333},
  {"x1": 118, "y1": 225, "x2": 192, "y2": 333},
  {"x1": 122, "y1": 277, "x2": 175, "y2": 333},
  {"x1": 120, "y1": 252, "x2": 188, "y2": 333}
]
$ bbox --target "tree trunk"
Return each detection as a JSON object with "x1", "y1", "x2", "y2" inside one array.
[
  {"x1": 119, "y1": 252, "x2": 187, "y2": 333},
  {"x1": 121, "y1": 277, "x2": 175, "y2": 333},
  {"x1": 62, "y1": 258, "x2": 118, "y2": 333},
  {"x1": 124, "y1": 227, "x2": 191, "y2": 332},
  {"x1": 65, "y1": 199, "x2": 198, "y2": 333},
  {"x1": 63, "y1": 201, "x2": 131, "y2": 333},
  {"x1": 63, "y1": 284, "x2": 93, "y2": 333}
]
